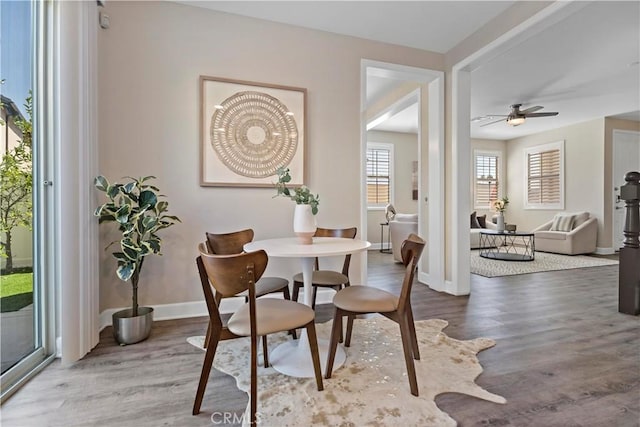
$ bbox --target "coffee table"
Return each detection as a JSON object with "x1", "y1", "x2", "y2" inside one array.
[{"x1": 479, "y1": 230, "x2": 535, "y2": 261}]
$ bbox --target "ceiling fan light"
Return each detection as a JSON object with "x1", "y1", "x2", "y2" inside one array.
[{"x1": 507, "y1": 116, "x2": 525, "y2": 126}]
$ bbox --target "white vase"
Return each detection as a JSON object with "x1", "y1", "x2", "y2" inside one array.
[
  {"x1": 496, "y1": 212, "x2": 505, "y2": 233},
  {"x1": 293, "y1": 204, "x2": 316, "y2": 244}
]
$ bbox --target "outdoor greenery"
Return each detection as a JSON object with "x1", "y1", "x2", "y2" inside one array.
[
  {"x1": 94, "y1": 175, "x2": 180, "y2": 316},
  {"x1": 0, "y1": 93, "x2": 33, "y2": 273},
  {"x1": 0, "y1": 272, "x2": 33, "y2": 312},
  {"x1": 274, "y1": 167, "x2": 320, "y2": 215}
]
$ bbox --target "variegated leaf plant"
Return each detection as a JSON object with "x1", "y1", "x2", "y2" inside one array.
[{"x1": 94, "y1": 175, "x2": 180, "y2": 316}]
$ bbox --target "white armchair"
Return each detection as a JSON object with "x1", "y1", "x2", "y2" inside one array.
[
  {"x1": 389, "y1": 213, "x2": 418, "y2": 262},
  {"x1": 532, "y1": 212, "x2": 598, "y2": 255}
]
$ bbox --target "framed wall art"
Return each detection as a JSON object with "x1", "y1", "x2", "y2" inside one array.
[{"x1": 200, "y1": 76, "x2": 307, "y2": 187}]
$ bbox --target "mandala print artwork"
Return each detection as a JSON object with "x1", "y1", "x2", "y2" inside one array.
[{"x1": 210, "y1": 91, "x2": 298, "y2": 178}]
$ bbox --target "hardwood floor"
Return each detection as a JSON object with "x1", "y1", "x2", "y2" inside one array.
[{"x1": 2, "y1": 251, "x2": 638, "y2": 426}]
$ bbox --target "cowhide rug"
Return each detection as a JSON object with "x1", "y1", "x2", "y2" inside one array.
[{"x1": 188, "y1": 317, "x2": 505, "y2": 426}]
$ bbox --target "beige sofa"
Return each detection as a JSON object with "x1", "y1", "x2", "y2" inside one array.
[
  {"x1": 470, "y1": 221, "x2": 497, "y2": 249},
  {"x1": 389, "y1": 213, "x2": 418, "y2": 262},
  {"x1": 532, "y1": 212, "x2": 598, "y2": 255}
]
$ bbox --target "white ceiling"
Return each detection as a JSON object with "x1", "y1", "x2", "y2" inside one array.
[
  {"x1": 179, "y1": 1, "x2": 640, "y2": 139},
  {"x1": 470, "y1": 1, "x2": 640, "y2": 140},
  {"x1": 178, "y1": 1, "x2": 515, "y2": 53}
]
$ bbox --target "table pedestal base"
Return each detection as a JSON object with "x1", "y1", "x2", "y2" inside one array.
[{"x1": 269, "y1": 337, "x2": 346, "y2": 378}]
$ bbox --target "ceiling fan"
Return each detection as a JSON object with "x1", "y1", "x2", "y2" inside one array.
[{"x1": 472, "y1": 104, "x2": 559, "y2": 127}]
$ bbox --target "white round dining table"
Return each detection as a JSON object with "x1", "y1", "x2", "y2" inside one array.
[{"x1": 243, "y1": 236, "x2": 371, "y2": 378}]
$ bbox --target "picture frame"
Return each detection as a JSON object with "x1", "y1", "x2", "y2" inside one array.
[{"x1": 200, "y1": 76, "x2": 307, "y2": 187}]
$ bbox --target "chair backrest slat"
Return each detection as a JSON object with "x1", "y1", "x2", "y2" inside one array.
[
  {"x1": 314, "y1": 227, "x2": 357, "y2": 273},
  {"x1": 206, "y1": 229, "x2": 254, "y2": 255},
  {"x1": 199, "y1": 250, "x2": 268, "y2": 298},
  {"x1": 397, "y1": 234, "x2": 426, "y2": 312}
]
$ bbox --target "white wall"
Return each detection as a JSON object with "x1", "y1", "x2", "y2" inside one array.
[
  {"x1": 97, "y1": 1, "x2": 444, "y2": 311},
  {"x1": 365, "y1": 130, "x2": 418, "y2": 244},
  {"x1": 505, "y1": 118, "x2": 606, "y2": 245}
]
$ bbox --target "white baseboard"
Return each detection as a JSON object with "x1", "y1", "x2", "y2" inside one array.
[
  {"x1": 440, "y1": 280, "x2": 470, "y2": 296},
  {"x1": 595, "y1": 247, "x2": 615, "y2": 255},
  {"x1": 98, "y1": 289, "x2": 337, "y2": 332},
  {"x1": 56, "y1": 336, "x2": 62, "y2": 358},
  {"x1": 417, "y1": 271, "x2": 441, "y2": 291},
  {"x1": 416, "y1": 271, "x2": 468, "y2": 296}
]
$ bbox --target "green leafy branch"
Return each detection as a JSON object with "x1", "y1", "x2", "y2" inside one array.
[{"x1": 274, "y1": 167, "x2": 319, "y2": 215}]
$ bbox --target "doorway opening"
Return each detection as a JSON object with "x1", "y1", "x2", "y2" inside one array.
[
  {"x1": 613, "y1": 130, "x2": 640, "y2": 250},
  {"x1": 360, "y1": 60, "x2": 444, "y2": 290}
]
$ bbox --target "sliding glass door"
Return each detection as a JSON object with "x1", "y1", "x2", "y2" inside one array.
[{"x1": 1, "y1": 0, "x2": 53, "y2": 399}]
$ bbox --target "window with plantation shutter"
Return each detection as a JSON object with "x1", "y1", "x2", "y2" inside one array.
[
  {"x1": 525, "y1": 141, "x2": 564, "y2": 209},
  {"x1": 367, "y1": 143, "x2": 393, "y2": 208},
  {"x1": 473, "y1": 151, "x2": 502, "y2": 209}
]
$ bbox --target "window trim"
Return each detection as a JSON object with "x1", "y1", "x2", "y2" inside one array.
[
  {"x1": 472, "y1": 149, "x2": 503, "y2": 210},
  {"x1": 524, "y1": 140, "x2": 565, "y2": 210},
  {"x1": 366, "y1": 142, "x2": 394, "y2": 210}
]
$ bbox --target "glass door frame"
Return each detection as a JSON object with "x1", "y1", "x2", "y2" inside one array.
[{"x1": 1, "y1": 0, "x2": 56, "y2": 402}]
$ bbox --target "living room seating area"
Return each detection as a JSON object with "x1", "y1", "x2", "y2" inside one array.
[
  {"x1": 470, "y1": 211, "x2": 497, "y2": 249},
  {"x1": 389, "y1": 213, "x2": 418, "y2": 262},
  {"x1": 532, "y1": 211, "x2": 598, "y2": 255}
]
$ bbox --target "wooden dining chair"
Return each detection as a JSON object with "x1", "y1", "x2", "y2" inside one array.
[
  {"x1": 192, "y1": 249, "x2": 324, "y2": 424},
  {"x1": 291, "y1": 227, "x2": 357, "y2": 309},
  {"x1": 203, "y1": 229, "x2": 296, "y2": 350},
  {"x1": 325, "y1": 233, "x2": 425, "y2": 396}
]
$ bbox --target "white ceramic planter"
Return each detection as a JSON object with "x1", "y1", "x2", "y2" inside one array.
[
  {"x1": 496, "y1": 212, "x2": 505, "y2": 233},
  {"x1": 293, "y1": 204, "x2": 317, "y2": 244}
]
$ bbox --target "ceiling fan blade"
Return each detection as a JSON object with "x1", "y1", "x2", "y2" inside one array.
[
  {"x1": 480, "y1": 117, "x2": 507, "y2": 127},
  {"x1": 519, "y1": 105, "x2": 543, "y2": 114},
  {"x1": 471, "y1": 115, "x2": 507, "y2": 122},
  {"x1": 525, "y1": 112, "x2": 559, "y2": 117}
]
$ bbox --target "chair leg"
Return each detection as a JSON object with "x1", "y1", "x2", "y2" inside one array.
[
  {"x1": 398, "y1": 314, "x2": 419, "y2": 396},
  {"x1": 325, "y1": 310, "x2": 343, "y2": 379},
  {"x1": 345, "y1": 315, "x2": 355, "y2": 347},
  {"x1": 406, "y1": 305, "x2": 420, "y2": 360},
  {"x1": 330, "y1": 286, "x2": 344, "y2": 343},
  {"x1": 282, "y1": 287, "x2": 297, "y2": 339},
  {"x1": 305, "y1": 322, "x2": 324, "y2": 391},
  {"x1": 205, "y1": 293, "x2": 224, "y2": 349},
  {"x1": 282, "y1": 285, "x2": 291, "y2": 301},
  {"x1": 204, "y1": 320, "x2": 212, "y2": 349},
  {"x1": 250, "y1": 333, "x2": 258, "y2": 425},
  {"x1": 291, "y1": 281, "x2": 301, "y2": 303},
  {"x1": 311, "y1": 286, "x2": 318, "y2": 310},
  {"x1": 193, "y1": 328, "x2": 220, "y2": 415},
  {"x1": 262, "y1": 335, "x2": 269, "y2": 368}
]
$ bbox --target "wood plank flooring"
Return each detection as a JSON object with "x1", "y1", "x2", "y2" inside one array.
[{"x1": 2, "y1": 251, "x2": 638, "y2": 426}]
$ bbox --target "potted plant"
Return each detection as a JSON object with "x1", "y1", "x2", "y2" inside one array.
[
  {"x1": 94, "y1": 175, "x2": 180, "y2": 344},
  {"x1": 274, "y1": 167, "x2": 319, "y2": 244}
]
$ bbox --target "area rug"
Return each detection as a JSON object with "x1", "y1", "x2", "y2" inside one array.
[
  {"x1": 188, "y1": 317, "x2": 505, "y2": 426},
  {"x1": 470, "y1": 249, "x2": 618, "y2": 278}
]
